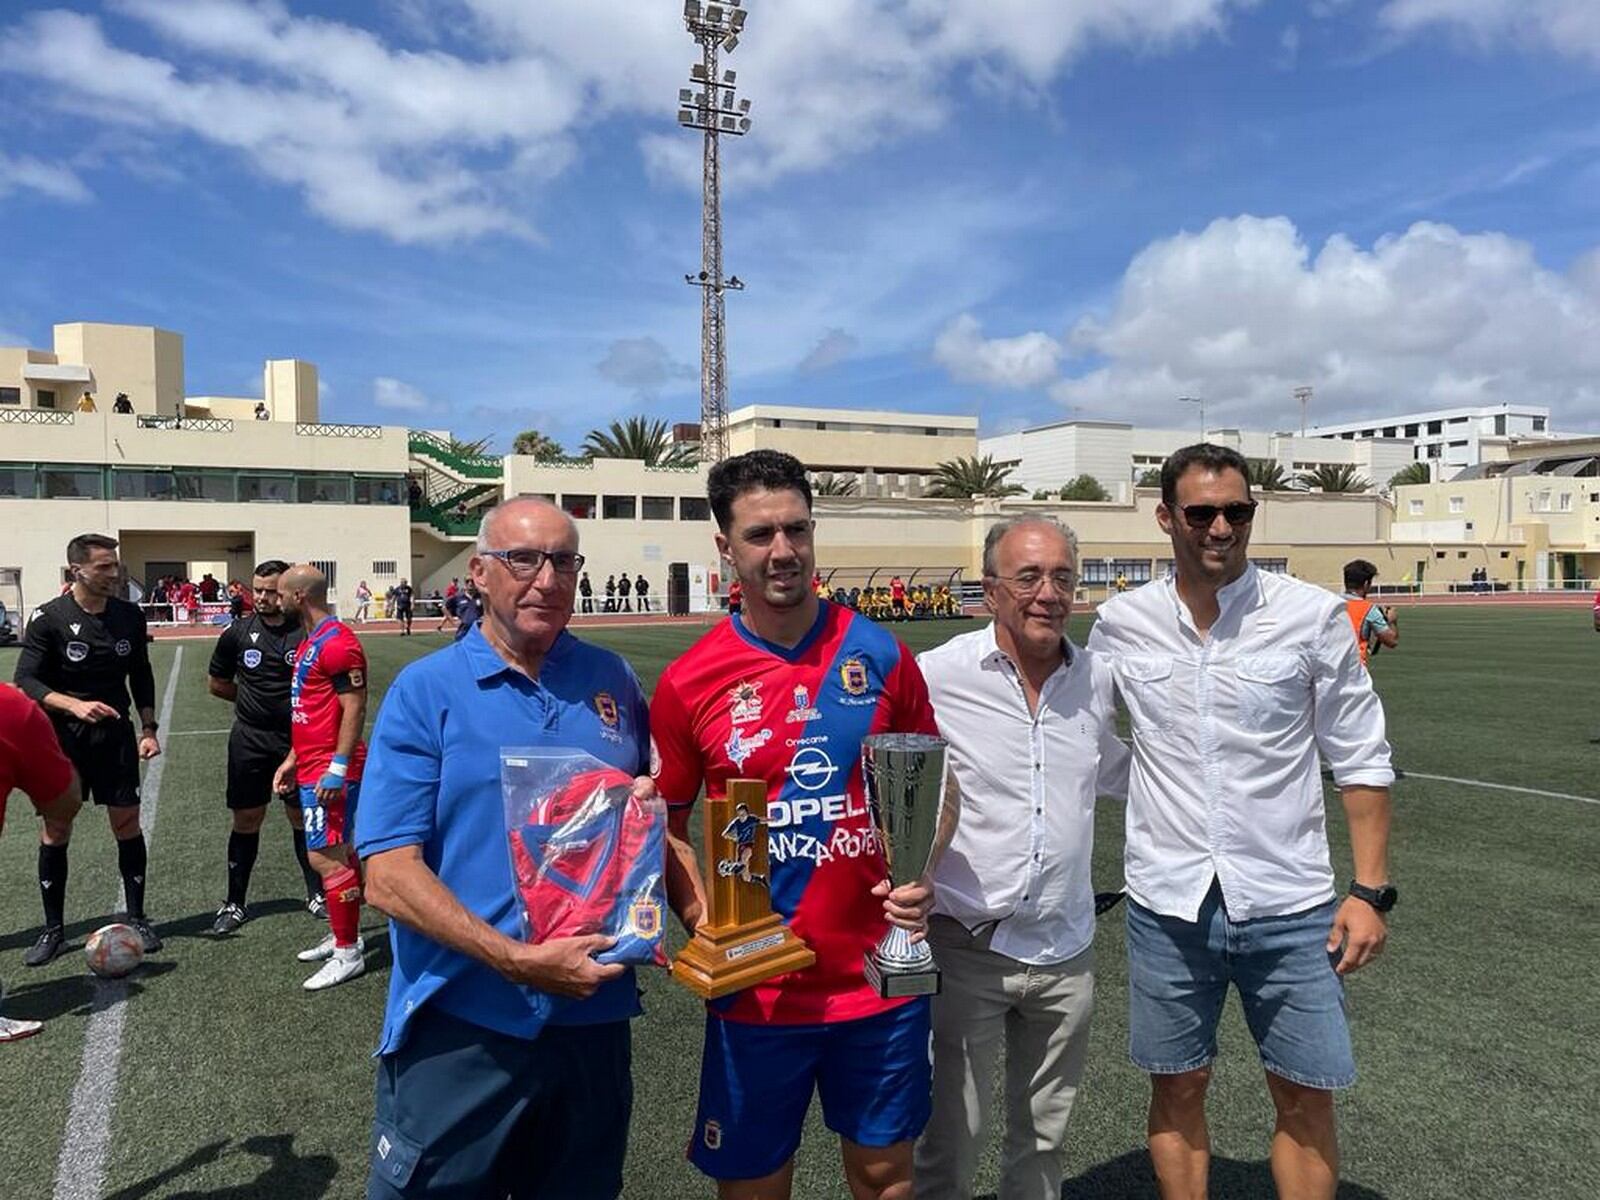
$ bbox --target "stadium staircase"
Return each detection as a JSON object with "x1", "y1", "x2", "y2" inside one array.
[{"x1": 407, "y1": 430, "x2": 504, "y2": 538}]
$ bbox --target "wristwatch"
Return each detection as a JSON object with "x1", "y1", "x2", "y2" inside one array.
[
  {"x1": 142, "y1": 721, "x2": 160, "y2": 734},
  {"x1": 1348, "y1": 881, "x2": 1397, "y2": 912}
]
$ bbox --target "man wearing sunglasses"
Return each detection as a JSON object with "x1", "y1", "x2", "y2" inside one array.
[
  {"x1": 1088, "y1": 443, "x2": 1395, "y2": 1200},
  {"x1": 357, "y1": 498, "x2": 655, "y2": 1199}
]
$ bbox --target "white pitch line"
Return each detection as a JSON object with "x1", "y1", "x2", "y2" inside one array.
[
  {"x1": 1398, "y1": 769, "x2": 1598, "y2": 807},
  {"x1": 167, "y1": 728, "x2": 229, "y2": 737},
  {"x1": 53, "y1": 646, "x2": 183, "y2": 1200}
]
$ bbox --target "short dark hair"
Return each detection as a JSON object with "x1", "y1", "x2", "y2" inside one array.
[
  {"x1": 1160, "y1": 443, "x2": 1252, "y2": 508},
  {"x1": 254, "y1": 559, "x2": 290, "y2": 579},
  {"x1": 66, "y1": 534, "x2": 118, "y2": 565},
  {"x1": 1343, "y1": 559, "x2": 1378, "y2": 592},
  {"x1": 707, "y1": 450, "x2": 812, "y2": 532}
]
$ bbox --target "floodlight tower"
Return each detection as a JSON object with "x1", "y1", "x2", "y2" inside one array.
[
  {"x1": 677, "y1": 0, "x2": 752, "y2": 465},
  {"x1": 1179, "y1": 395, "x2": 1206, "y2": 439},
  {"x1": 1294, "y1": 385, "x2": 1312, "y2": 437}
]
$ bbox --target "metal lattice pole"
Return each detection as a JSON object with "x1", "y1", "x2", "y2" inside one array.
[{"x1": 678, "y1": 2, "x2": 752, "y2": 465}]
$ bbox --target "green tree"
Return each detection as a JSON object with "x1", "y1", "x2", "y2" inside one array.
[
  {"x1": 927, "y1": 455, "x2": 1025, "y2": 500},
  {"x1": 581, "y1": 417, "x2": 697, "y2": 467},
  {"x1": 1032, "y1": 488, "x2": 1054, "y2": 501},
  {"x1": 512, "y1": 430, "x2": 565, "y2": 460},
  {"x1": 812, "y1": 474, "x2": 858, "y2": 496},
  {"x1": 447, "y1": 435, "x2": 495, "y2": 459},
  {"x1": 1058, "y1": 474, "x2": 1110, "y2": 502},
  {"x1": 1297, "y1": 462, "x2": 1371, "y2": 493},
  {"x1": 1247, "y1": 457, "x2": 1293, "y2": 491},
  {"x1": 1388, "y1": 462, "x2": 1432, "y2": 488},
  {"x1": 1136, "y1": 468, "x2": 1162, "y2": 489}
]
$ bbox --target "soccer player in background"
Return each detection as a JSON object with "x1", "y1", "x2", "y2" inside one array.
[
  {"x1": 14, "y1": 533, "x2": 163, "y2": 964},
  {"x1": 652, "y1": 450, "x2": 938, "y2": 1200},
  {"x1": 0, "y1": 683, "x2": 81, "y2": 1041},
  {"x1": 271, "y1": 564, "x2": 369, "y2": 991},
  {"x1": 391, "y1": 578, "x2": 414, "y2": 636},
  {"x1": 206, "y1": 560, "x2": 323, "y2": 933}
]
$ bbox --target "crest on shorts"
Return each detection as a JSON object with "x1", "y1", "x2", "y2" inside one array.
[
  {"x1": 243, "y1": 648, "x2": 263, "y2": 669},
  {"x1": 839, "y1": 657, "x2": 869, "y2": 696},
  {"x1": 65, "y1": 640, "x2": 89, "y2": 663},
  {"x1": 703, "y1": 1120, "x2": 723, "y2": 1151},
  {"x1": 594, "y1": 691, "x2": 619, "y2": 727}
]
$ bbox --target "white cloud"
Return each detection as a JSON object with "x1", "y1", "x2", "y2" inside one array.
[
  {"x1": 933, "y1": 313, "x2": 1064, "y2": 390},
  {"x1": 0, "y1": 150, "x2": 92, "y2": 203},
  {"x1": 373, "y1": 376, "x2": 432, "y2": 411},
  {"x1": 595, "y1": 337, "x2": 694, "y2": 395},
  {"x1": 797, "y1": 329, "x2": 859, "y2": 375},
  {"x1": 1043, "y1": 215, "x2": 1600, "y2": 429},
  {"x1": 0, "y1": 0, "x2": 1248, "y2": 241},
  {"x1": 1379, "y1": 0, "x2": 1600, "y2": 64}
]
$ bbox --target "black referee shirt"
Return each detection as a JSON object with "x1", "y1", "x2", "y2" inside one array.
[
  {"x1": 15, "y1": 592, "x2": 156, "y2": 717},
  {"x1": 208, "y1": 614, "x2": 303, "y2": 733}
]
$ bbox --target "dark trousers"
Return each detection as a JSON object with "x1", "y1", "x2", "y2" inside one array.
[{"x1": 368, "y1": 1007, "x2": 632, "y2": 1199}]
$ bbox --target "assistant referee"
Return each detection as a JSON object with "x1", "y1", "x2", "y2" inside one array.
[
  {"x1": 206, "y1": 560, "x2": 323, "y2": 934},
  {"x1": 14, "y1": 533, "x2": 163, "y2": 964}
]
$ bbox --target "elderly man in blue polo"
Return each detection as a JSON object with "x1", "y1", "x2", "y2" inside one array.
[{"x1": 357, "y1": 497, "x2": 654, "y2": 1200}]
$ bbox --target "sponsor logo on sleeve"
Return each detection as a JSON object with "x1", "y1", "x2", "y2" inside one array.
[
  {"x1": 65, "y1": 641, "x2": 89, "y2": 663},
  {"x1": 114, "y1": 639, "x2": 131, "y2": 656}
]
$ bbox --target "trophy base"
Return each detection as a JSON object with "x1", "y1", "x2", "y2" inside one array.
[
  {"x1": 672, "y1": 913, "x2": 816, "y2": 1001},
  {"x1": 863, "y1": 953, "x2": 942, "y2": 999}
]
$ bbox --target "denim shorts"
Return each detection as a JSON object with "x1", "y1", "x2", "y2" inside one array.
[{"x1": 1125, "y1": 881, "x2": 1355, "y2": 1090}]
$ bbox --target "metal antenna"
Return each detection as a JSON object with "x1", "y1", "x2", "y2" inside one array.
[
  {"x1": 1294, "y1": 385, "x2": 1312, "y2": 437},
  {"x1": 678, "y1": 1, "x2": 753, "y2": 465},
  {"x1": 1179, "y1": 395, "x2": 1206, "y2": 439}
]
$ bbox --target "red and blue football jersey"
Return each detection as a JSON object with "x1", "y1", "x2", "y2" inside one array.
[
  {"x1": 651, "y1": 600, "x2": 938, "y2": 1026},
  {"x1": 291, "y1": 617, "x2": 368, "y2": 786}
]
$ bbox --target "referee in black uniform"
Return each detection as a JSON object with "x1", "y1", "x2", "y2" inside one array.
[
  {"x1": 206, "y1": 560, "x2": 323, "y2": 933},
  {"x1": 14, "y1": 533, "x2": 163, "y2": 964}
]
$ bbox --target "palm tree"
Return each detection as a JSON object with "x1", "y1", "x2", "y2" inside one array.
[
  {"x1": 1136, "y1": 468, "x2": 1162, "y2": 488},
  {"x1": 581, "y1": 416, "x2": 697, "y2": 467},
  {"x1": 1388, "y1": 462, "x2": 1432, "y2": 488},
  {"x1": 447, "y1": 435, "x2": 495, "y2": 459},
  {"x1": 812, "y1": 474, "x2": 858, "y2": 497},
  {"x1": 1247, "y1": 457, "x2": 1293, "y2": 491},
  {"x1": 1297, "y1": 462, "x2": 1371, "y2": 493},
  {"x1": 927, "y1": 455, "x2": 1025, "y2": 500},
  {"x1": 1058, "y1": 474, "x2": 1110, "y2": 502},
  {"x1": 512, "y1": 430, "x2": 565, "y2": 460}
]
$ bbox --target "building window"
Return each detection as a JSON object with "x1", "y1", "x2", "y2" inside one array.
[
  {"x1": 239, "y1": 474, "x2": 293, "y2": 502},
  {"x1": 114, "y1": 470, "x2": 176, "y2": 501},
  {"x1": 561, "y1": 494, "x2": 596, "y2": 519},
  {"x1": 1251, "y1": 558, "x2": 1290, "y2": 574},
  {"x1": 1494, "y1": 415, "x2": 1506, "y2": 435},
  {"x1": 1559, "y1": 493, "x2": 1572, "y2": 512},
  {"x1": 1457, "y1": 551, "x2": 1468, "y2": 558},
  {"x1": 43, "y1": 467, "x2": 103, "y2": 499},
  {"x1": 1341, "y1": 432, "x2": 1354, "y2": 440},
  {"x1": 1113, "y1": 558, "x2": 1153, "y2": 584},
  {"x1": 1448, "y1": 497, "x2": 1464, "y2": 514},
  {"x1": 298, "y1": 475, "x2": 351, "y2": 504},
  {"x1": 0, "y1": 466, "x2": 35, "y2": 497},
  {"x1": 1427, "y1": 444, "x2": 1442, "y2": 459},
  {"x1": 311, "y1": 559, "x2": 338, "y2": 589},
  {"x1": 641, "y1": 495, "x2": 674, "y2": 521},
  {"x1": 353, "y1": 477, "x2": 402, "y2": 505},
  {"x1": 0, "y1": 387, "x2": 19, "y2": 405},
  {"x1": 1404, "y1": 423, "x2": 1418, "y2": 437},
  {"x1": 925, "y1": 427, "x2": 939, "y2": 436},
  {"x1": 1079, "y1": 559, "x2": 1111, "y2": 585},
  {"x1": 36, "y1": 389, "x2": 57, "y2": 409},
  {"x1": 602, "y1": 495, "x2": 637, "y2": 520},
  {"x1": 1533, "y1": 416, "x2": 1546, "y2": 432},
  {"x1": 1409, "y1": 499, "x2": 1424, "y2": 515},
  {"x1": 680, "y1": 496, "x2": 711, "y2": 522},
  {"x1": 1383, "y1": 427, "x2": 1397, "y2": 438},
  {"x1": 1449, "y1": 416, "x2": 1468, "y2": 425},
  {"x1": 175, "y1": 470, "x2": 235, "y2": 502},
  {"x1": 1360, "y1": 429, "x2": 1374, "y2": 438},
  {"x1": 372, "y1": 560, "x2": 398, "y2": 576},
  {"x1": 1537, "y1": 490, "x2": 1551, "y2": 511},
  {"x1": 1427, "y1": 420, "x2": 1442, "y2": 434}
]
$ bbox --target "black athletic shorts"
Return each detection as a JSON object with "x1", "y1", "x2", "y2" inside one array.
[
  {"x1": 56, "y1": 716, "x2": 141, "y2": 808},
  {"x1": 227, "y1": 723, "x2": 292, "y2": 811}
]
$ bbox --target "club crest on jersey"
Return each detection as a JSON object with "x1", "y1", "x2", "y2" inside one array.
[
  {"x1": 628, "y1": 898, "x2": 662, "y2": 939},
  {"x1": 594, "y1": 692, "x2": 619, "y2": 727},
  {"x1": 243, "y1": 648, "x2": 263, "y2": 669},
  {"x1": 839, "y1": 657, "x2": 869, "y2": 696},
  {"x1": 727, "y1": 681, "x2": 764, "y2": 725},
  {"x1": 703, "y1": 1120, "x2": 723, "y2": 1151},
  {"x1": 65, "y1": 641, "x2": 89, "y2": 663},
  {"x1": 786, "y1": 684, "x2": 822, "y2": 724},
  {"x1": 725, "y1": 727, "x2": 772, "y2": 769}
]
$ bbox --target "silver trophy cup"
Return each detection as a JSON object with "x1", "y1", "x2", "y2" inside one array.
[{"x1": 861, "y1": 732, "x2": 949, "y2": 998}]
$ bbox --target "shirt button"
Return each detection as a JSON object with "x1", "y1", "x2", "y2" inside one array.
[{"x1": 1035, "y1": 807, "x2": 1042, "y2": 815}]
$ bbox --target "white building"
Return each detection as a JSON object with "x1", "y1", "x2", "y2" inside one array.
[
  {"x1": 979, "y1": 421, "x2": 1414, "y2": 497},
  {"x1": 1310, "y1": 403, "x2": 1553, "y2": 480}
]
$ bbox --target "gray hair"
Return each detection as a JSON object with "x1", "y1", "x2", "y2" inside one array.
[
  {"x1": 981, "y1": 514, "x2": 1079, "y2": 577},
  {"x1": 475, "y1": 496, "x2": 579, "y2": 553}
]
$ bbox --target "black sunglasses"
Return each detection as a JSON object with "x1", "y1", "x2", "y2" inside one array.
[{"x1": 1177, "y1": 501, "x2": 1258, "y2": 529}]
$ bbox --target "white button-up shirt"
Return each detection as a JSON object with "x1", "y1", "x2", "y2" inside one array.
[
  {"x1": 919, "y1": 623, "x2": 1130, "y2": 966},
  {"x1": 1087, "y1": 565, "x2": 1394, "y2": 923}
]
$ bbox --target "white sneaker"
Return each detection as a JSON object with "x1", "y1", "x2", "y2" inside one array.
[
  {"x1": 302, "y1": 945, "x2": 365, "y2": 991},
  {"x1": 296, "y1": 932, "x2": 365, "y2": 963},
  {"x1": 0, "y1": 1016, "x2": 44, "y2": 1043}
]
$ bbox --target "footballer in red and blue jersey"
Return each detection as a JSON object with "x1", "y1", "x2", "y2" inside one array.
[{"x1": 652, "y1": 449, "x2": 942, "y2": 1189}]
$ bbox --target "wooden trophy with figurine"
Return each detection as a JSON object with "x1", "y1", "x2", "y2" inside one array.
[{"x1": 671, "y1": 778, "x2": 815, "y2": 999}]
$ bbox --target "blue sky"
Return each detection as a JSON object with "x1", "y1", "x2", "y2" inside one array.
[{"x1": 1, "y1": 0, "x2": 1597, "y2": 451}]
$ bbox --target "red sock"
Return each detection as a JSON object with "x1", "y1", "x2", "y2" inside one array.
[{"x1": 323, "y1": 864, "x2": 362, "y2": 948}]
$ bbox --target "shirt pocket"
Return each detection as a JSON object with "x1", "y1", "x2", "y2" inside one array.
[
  {"x1": 1116, "y1": 655, "x2": 1175, "y2": 740},
  {"x1": 1233, "y1": 652, "x2": 1305, "y2": 734}
]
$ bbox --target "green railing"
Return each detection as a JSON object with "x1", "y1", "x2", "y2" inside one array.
[
  {"x1": 408, "y1": 430, "x2": 503, "y2": 479},
  {"x1": 410, "y1": 481, "x2": 499, "y2": 535}
]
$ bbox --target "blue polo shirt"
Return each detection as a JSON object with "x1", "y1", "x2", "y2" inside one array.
[{"x1": 356, "y1": 623, "x2": 651, "y2": 1056}]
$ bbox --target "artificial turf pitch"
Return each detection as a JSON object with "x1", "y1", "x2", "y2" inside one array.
[{"x1": 1, "y1": 607, "x2": 1596, "y2": 1199}]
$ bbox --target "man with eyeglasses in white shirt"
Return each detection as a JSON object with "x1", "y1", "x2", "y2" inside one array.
[
  {"x1": 1088, "y1": 443, "x2": 1395, "y2": 1200},
  {"x1": 913, "y1": 515, "x2": 1130, "y2": 1200}
]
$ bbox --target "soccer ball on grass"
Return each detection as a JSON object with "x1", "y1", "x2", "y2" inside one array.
[{"x1": 85, "y1": 923, "x2": 144, "y2": 979}]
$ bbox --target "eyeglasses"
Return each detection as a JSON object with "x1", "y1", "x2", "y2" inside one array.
[
  {"x1": 480, "y1": 548, "x2": 586, "y2": 578},
  {"x1": 1176, "y1": 501, "x2": 1257, "y2": 529},
  {"x1": 987, "y1": 570, "x2": 1077, "y2": 595}
]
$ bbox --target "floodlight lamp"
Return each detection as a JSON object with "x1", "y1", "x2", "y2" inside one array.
[
  {"x1": 683, "y1": 0, "x2": 699, "y2": 17},
  {"x1": 728, "y1": 275, "x2": 742, "y2": 287},
  {"x1": 699, "y1": 270, "x2": 708, "y2": 281},
  {"x1": 727, "y1": 0, "x2": 740, "y2": 7},
  {"x1": 738, "y1": 116, "x2": 752, "y2": 132},
  {"x1": 723, "y1": 69, "x2": 737, "y2": 84},
  {"x1": 691, "y1": 63, "x2": 707, "y2": 80},
  {"x1": 730, "y1": 9, "x2": 747, "y2": 29},
  {"x1": 739, "y1": 98, "x2": 751, "y2": 113},
  {"x1": 722, "y1": 33, "x2": 739, "y2": 51},
  {"x1": 679, "y1": 88, "x2": 692, "y2": 102},
  {"x1": 678, "y1": 110, "x2": 694, "y2": 124},
  {"x1": 721, "y1": 115, "x2": 736, "y2": 131},
  {"x1": 706, "y1": 4, "x2": 722, "y2": 21}
]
